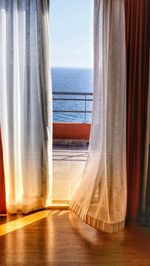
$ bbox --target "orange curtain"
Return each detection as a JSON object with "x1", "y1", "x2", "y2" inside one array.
[
  {"x1": 125, "y1": 0, "x2": 150, "y2": 219},
  {"x1": 0, "y1": 131, "x2": 6, "y2": 213}
]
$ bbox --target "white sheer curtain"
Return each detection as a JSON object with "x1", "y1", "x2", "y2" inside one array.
[
  {"x1": 0, "y1": 0, "x2": 52, "y2": 214},
  {"x1": 70, "y1": 0, "x2": 127, "y2": 233}
]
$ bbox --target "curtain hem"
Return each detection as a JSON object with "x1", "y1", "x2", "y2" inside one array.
[
  {"x1": 7, "y1": 197, "x2": 45, "y2": 214},
  {"x1": 70, "y1": 202, "x2": 125, "y2": 233}
]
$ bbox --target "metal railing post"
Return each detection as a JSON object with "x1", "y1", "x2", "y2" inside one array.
[{"x1": 84, "y1": 95, "x2": 87, "y2": 123}]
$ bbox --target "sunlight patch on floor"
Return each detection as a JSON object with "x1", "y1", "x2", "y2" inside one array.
[{"x1": 0, "y1": 210, "x2": 51, "y2": 237}]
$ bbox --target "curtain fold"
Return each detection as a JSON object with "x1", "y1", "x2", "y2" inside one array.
[
  {"x1": 125, "y1": 0, "x2": 150, "y2": 219},
  {"x1": 0, "y1": 0, "x2": 52, "y2": 214},
  {"x1": 140, "y1": 55, "x2": 150, "y2": 226},
  {"x1": 70, "y1": 0, "x2": 127, "y2": 233},
  {"x1": 0, "y1": 130, "x2": 6, "y2": 214}
]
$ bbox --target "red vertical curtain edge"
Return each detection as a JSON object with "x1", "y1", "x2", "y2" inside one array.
[
  {"x1": 0, "y1": 130, "x2": 6, "y2": 214},
  {"x1": 125, "y1": 0, "x2": 150, "y2": 219}
]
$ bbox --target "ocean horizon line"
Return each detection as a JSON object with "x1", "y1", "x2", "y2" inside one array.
[{"x1": 51, "y1": 66, "x2": 93, "y2": 70}]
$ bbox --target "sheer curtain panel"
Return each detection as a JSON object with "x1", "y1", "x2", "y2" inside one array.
[
  {"x1": 70, "y1": 0, "x2": 127, "y2": 233},
  {"x1": 0, "y1": 0, "x2": 52, "y2": 214},
  {"x1": 0, "y1": 130, "x2": 6, "y2": 213}
]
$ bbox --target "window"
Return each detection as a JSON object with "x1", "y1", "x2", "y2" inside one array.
[{"x1": 50, "y1": 0, "x2": 93, "y2": 203}]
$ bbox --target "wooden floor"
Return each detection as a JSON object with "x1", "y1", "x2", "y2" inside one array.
[{"x1": 0, "y1": 210, "x2": 150, "y2": 265}]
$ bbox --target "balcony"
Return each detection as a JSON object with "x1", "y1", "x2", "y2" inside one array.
[{"x1": 52, "y1": 91, "x2": 92, "y2": 204}]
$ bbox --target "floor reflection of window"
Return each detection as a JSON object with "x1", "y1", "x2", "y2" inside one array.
[{"x1": 53, "y1": 142, "x2": 88, "y2": 204}]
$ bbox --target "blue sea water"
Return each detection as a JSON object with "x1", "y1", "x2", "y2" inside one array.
[{"x1": 51, "y1": 67, "x2": 93, "y2": 123}]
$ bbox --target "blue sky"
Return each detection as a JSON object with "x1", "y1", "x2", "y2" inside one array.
[{"x1": 50, "y1": 0, "x2": 93, "y2": 68}]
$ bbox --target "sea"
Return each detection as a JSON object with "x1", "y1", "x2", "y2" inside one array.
[{"x1": 52, "y1": 67, "x2": 93, "y2": 123}]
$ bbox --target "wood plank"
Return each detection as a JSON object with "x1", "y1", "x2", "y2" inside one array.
[{"x1": 0, "y1": 210, "x2": 150, "y2": 265}]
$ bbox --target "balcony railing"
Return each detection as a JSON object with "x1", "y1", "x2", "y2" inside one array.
[{"x1": 53, "y1": 91, "x2": 93, "y2": 123}]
